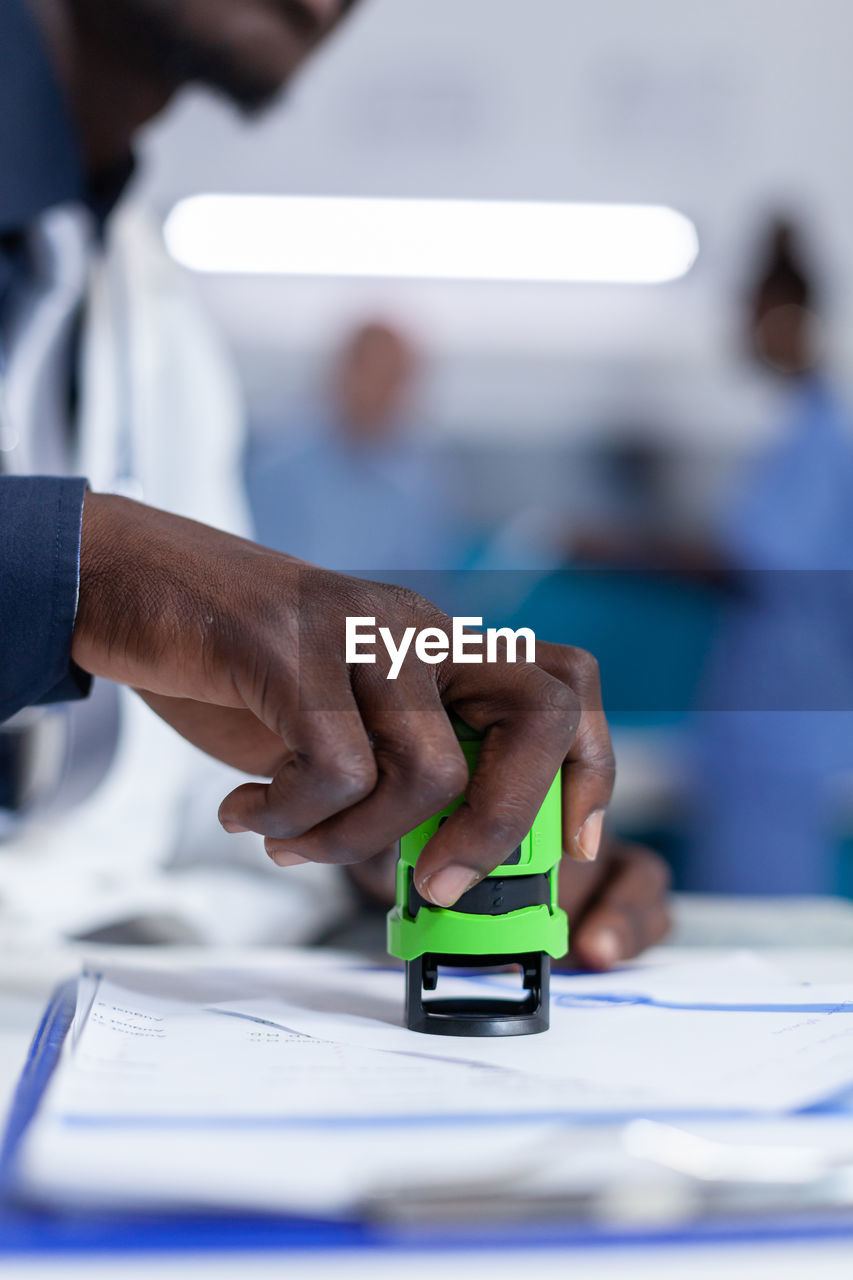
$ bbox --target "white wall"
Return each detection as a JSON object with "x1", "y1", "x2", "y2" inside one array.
[{"x1": 134, "y1": 0, "x2": 853, "y2": 442}]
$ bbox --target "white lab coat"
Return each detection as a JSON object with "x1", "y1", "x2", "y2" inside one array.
[{"x1": 0, "y1": 204, "x2": 351, "y2": 946}]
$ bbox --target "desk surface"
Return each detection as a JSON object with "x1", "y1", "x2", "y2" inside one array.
[
  {"x1": 2, "y1": 894, "x2": 853, "y2": 1280},
  {"x1": 2, "y1": 1242, "x2": 853, "y2": 1280}
]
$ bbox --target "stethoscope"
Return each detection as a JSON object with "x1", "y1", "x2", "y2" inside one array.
[
  {"x1": 0, "y1": 345, "x2": 16, "y2": 461},
  {"x1": 0, "y1": 210, "x2": 142, "y2": 499},
  {"x1": 0, "y1": 220, "x2": 135, "y2": 821}
]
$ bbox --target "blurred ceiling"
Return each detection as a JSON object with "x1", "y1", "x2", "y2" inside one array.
[{"x1": 134, "y1": 0, "x2": 853, "y2": 438}]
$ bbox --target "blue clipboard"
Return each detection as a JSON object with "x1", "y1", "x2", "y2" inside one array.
[{"x1": 4, "y1": 976, "x2": 853, "y2": 1259}]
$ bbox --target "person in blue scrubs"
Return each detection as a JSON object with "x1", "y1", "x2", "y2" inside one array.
[
  {"x1": 687, "y1": 220, "x2": 853, "y2": 893},
  {"x1": 247, "y1": 321, "x2": 459, "y2": 572}
]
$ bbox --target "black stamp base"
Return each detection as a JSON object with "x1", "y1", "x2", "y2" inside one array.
[{"x1": 405, "y1": 952, "x2": 550, "y2": 1036}]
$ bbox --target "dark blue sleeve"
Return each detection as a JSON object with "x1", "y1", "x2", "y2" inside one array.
[{"x1": 0, "y1": 475, "x2": 92, "y2": 724}]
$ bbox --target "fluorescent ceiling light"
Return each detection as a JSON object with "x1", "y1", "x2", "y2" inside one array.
[{"x1": 164, "y1": 195, "x2": 698, "y2": 285}]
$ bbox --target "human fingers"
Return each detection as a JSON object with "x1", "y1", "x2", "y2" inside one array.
[
  {"x1": 536, "y1": 642, "x2": 615, "y2": 864},
  {"x1": 568, "y1": 841, "x2": 671, "y2": 971},
  {"x1": 412, "y1": 661, "x2": 580, "y2": 906},
  {"x1": 264, "y1": 665, "x2": 467, "y2": 867},
  {"x1": 137, "y1": 693, "x2": 287, "y2": 776},
  {"x1": 217, "y1": 651, "x2": 378, "y2": 839}
]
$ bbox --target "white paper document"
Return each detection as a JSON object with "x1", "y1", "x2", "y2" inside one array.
[{"x1": 15, "y1": 951, "x2": 853, "y2": 1214}]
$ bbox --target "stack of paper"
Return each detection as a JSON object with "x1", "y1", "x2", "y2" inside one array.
[{"x1": 14, "y1": 952, "x2": 853, "y2": 1215}]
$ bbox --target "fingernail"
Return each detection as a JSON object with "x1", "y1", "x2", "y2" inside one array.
[
  {"x1": 421, "y1": 865, "x2": 481, "y2": 908},
  {"x1": 221, "y1": 819, "x2": 249, "y2": 834},
  {"x1": 576, "y1": 809, "x2": 604, "y2": 861},
  {"x1": 268, "y1": 850, "x2": 309, "y2": 868},
  {"x1": 591, "y1": 926, "x2": 621, "y2": 968}
]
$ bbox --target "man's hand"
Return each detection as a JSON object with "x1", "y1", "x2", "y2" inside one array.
[
  {"x1": 560, "y1": 837, "x2": 671, "y2": 969},
  {"x1": 73, "y1": 492, "x2": 615, "y2": 906}
]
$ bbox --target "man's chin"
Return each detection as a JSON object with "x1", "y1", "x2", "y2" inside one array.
[
  {"x1": 190, "y1": 6, "x2": 321, "y2": 112},
  {"x1": 195, "y1": 52, "x2": 290, "y2": 114},
  {"x1": 186, "y1": 0, "x2": 344, "y2": 111},
  {"x1": 70, "y1": 0, "x2": 317, "y2": 113}
]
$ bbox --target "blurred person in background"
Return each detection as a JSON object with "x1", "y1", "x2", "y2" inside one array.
[
  {"x1": 687, "y1": 218, "x2": 853, "y2": 894},
  {"x1": 555, "y1": 217, "x2": 853, "y2": 894},
  {"x1": 0, "y1": 0, "x2": 671, "y2": 966},
  {"x1": 247, "y1": 320, "x2": 460, "y2": 572}
]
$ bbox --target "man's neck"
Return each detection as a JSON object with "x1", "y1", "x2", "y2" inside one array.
[{"x1": 27, "y1": 0, "x2": 174, "y2": 175}]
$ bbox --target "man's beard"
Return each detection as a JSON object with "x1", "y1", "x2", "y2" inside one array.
[{"x1": 69, "y1": 0, "x2": 288, "y2": 114}]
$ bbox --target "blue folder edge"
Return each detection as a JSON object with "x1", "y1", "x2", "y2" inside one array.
[{"x1": 3, "y1": 977, "x2": 853, "y2": 1257}]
